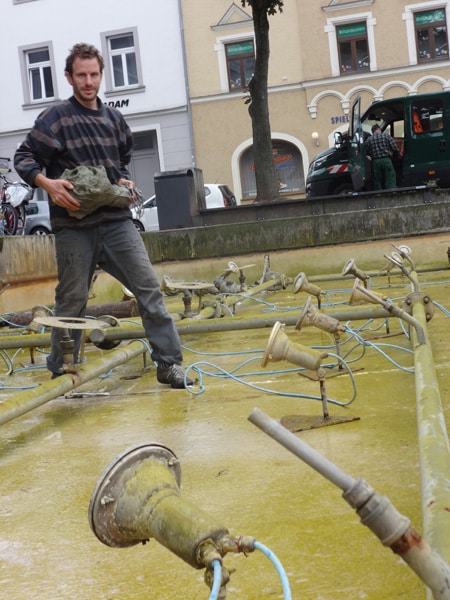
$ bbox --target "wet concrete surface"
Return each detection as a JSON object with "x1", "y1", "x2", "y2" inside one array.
[{"x1": 0, "y1": 237, "x2": 450, "y2": 599}]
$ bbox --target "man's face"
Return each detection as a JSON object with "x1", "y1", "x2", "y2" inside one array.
[{"x1": 65, "y1": 57, "x2": 102, "y2": 107}]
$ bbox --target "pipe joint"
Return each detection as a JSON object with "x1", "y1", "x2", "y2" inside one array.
[
  {"x1": 218, "y1": 534, "x2": 256, "y2": 556},
  {"x1": 196, "y1": 538, "x2": 224, "y2": 568},
  {"x1": 343, "y1": 478, "x2": 410, "y2": 546},
  {"x1": 381, "y1": 301, "x2": 426, "y2": 345},
  {"x1": 342, "y1": 477, "x2": 374, "y2": 509},
  {"x1": 358, "y1": 492, "x2": 411, "y2": 546}
]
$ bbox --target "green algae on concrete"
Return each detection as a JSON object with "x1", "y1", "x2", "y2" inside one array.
[{"x1": 0, "y1": 241, "x2": 449, "y2": 599}]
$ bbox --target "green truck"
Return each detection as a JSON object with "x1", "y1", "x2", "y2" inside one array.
[{"x1": 306, "y1": 91, "x2": 450, "y2": 196}]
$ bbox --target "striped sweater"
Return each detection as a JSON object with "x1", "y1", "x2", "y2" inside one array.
[{"x1": 14, "y1": 96, "x2": 134, "y2": 231}]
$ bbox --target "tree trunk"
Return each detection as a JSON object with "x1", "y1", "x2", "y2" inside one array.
[{"x1": 249, "y1": 4, "x2": 279, "y2": 203}]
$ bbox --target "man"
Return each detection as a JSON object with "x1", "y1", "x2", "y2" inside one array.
[
  {"x1": 14, "y1": 42, "x2": 192, "y2": 389},
  {"x1": 365, "y1": 124, "x2": 400, "y2": 190}
]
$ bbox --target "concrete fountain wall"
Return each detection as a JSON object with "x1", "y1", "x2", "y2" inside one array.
[{"x1": 1, "y1": 194, "x2": 450, "y2": 313}]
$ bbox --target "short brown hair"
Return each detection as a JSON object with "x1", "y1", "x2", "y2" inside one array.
[{"x1": 65, "y1": 43, "x2": 104, "y2": 75}]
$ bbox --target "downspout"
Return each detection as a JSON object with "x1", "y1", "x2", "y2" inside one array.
[{"x1": 177, "y1": 0, "x2": 196, "y2": 167}]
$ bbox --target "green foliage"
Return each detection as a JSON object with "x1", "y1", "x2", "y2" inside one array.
[{"x1": 241, "y1": 0, "x2": 284, "y2": 15}]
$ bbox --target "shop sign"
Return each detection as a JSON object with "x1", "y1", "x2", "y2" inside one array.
[
  {"x1": 104, "y1": 98, "x2": 130, "y2": 109},
  {"x1": 337, "y1": 23, "x2": 367, "y2": 38},
  {"x1": 415, "y1": 10, "x2": 445, "y2": 26},
  {"x1": 330, "y1": 114, "x2": 350, "y2": 125}
]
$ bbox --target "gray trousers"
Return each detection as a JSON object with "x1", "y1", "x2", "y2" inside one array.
[{"x1": 47, "y1": 218, "x2": 182, "y2": 374}]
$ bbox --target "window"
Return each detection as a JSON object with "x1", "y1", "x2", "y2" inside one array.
[
  {"x1": 240, "y1": 141, "x2": 304, "y2": 198},
  {"x1": 325, "y1": 13, "x2": 376, "y2": 76},
  {"x1": 19, "y1": 43, "x2": 56, "y2": 105},
  {"x1": 225, "y1": 40, "x2": 255, "y2": 90},
  {"x1": 415, "y1": 9, "x2": 448, "y2": 61},
  {"x1": 411, "y1": 98, "x2": 444, "y2": 133},
  {"x1": 101, "y1": 29, "x2": 143, "y2": 92},
  {"x1": 109, "y1": 34, "x2": 138, "y2": 87},
  {"x1": 337, "y1": 22, "x2": 369, "y2": 73}
]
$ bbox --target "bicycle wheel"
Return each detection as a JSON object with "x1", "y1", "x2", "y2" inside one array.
[{"x1": 1, "y1": 203, "x2": 19, "y2": 235}]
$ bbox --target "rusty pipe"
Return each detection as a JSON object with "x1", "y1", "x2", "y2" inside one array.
[{"x1": 248, "y1": 408, "x2": 450, "y2": 600}]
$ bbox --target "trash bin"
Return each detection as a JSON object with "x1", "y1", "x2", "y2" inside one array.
[{"x1": 154, "y1": 168, "x2": 205, "y2": 230}]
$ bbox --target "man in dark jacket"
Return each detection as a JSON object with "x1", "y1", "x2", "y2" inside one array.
[
  {"x1": 14, "y1": 42, "x2": 192, "y2": 389},
  {"x1": 365, "y1": 124, "x2": 400, "y2": 190}
]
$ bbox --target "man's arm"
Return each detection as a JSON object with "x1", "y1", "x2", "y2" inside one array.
[
  {"x1": 15, "y1": 140, "x2": 80, "y2": 211},
  {"x1": 388, "y1": 136, "x2": 400, "y2": 157},
  {"x1": 34, "y1": 173, "x2": 80, "y2": 211}
]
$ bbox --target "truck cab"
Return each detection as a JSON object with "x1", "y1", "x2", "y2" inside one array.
[{"x1": 306, "y1": 91, "x2": 450, "y2": 197}]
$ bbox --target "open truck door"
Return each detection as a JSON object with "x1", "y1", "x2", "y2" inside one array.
[{"x1": 349, "y1": 96, "x2": 366, "y2": 191}]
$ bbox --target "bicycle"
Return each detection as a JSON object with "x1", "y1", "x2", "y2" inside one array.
[{"x1": 0, "y1": 169, "x2": 34, "y2": 235}]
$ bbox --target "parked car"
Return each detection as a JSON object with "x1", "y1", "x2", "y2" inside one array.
[
  {"x1": 204, "y1": 183, "x2": 236, "y2": 207},
  {"x1": 131, "y1": 195, "x2": 159, "y2": 232},
  {"x1": 131, "y1": 183, "x2": 236, "y2": 231},
  {"x1": 24, "y1": 198, "x2": 52, "y2": 235}
]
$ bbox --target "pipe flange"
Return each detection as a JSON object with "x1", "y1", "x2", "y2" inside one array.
[
  {"x1": 89, "y1": 443, "x2": 181, "y2": 548},
  {"x1": 166, "y1": 280, "x2": 215, "y2": 291},
  {"x1": 33, "y1": 316, "x2": 110, "y2": 330},
  {"x1": 402, "y1": 292, "x2": 434, "y2": 321}
]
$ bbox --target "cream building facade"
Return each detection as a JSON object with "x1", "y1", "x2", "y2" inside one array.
[
  {"x1": 1, "y1": 0, "x2": 449, "y2": 205},
  {"x1": 180, "y1": 0, "x2": 450, "y2": 202}
]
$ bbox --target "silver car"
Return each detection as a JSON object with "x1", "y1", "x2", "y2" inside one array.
[
  {"x1": 131, "y1": 183, "x2": 236, "y2": 231},
  {"x1": 24, "y1": 195, "x2": 52, "y2": 235}
]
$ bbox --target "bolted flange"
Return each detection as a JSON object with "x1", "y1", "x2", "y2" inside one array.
[{"x1": 89, "y1": 443, "x2": 181, "y2": 548}]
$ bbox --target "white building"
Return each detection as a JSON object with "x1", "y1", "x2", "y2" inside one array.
[{"x1": 0, "y1": 0, "x2": 194, "y2": 198}]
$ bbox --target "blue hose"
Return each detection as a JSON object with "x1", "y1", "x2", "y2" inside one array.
[
  {"x1": 253, "y1": 541, "x2": 292, "y2": 600},
  {"x1": 208, "y1": 559, "x2": 222, "y2": 600}
]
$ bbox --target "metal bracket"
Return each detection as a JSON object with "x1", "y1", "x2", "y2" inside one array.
[{"x1": 402, "y1": 291, "x2": 434, "y2": 321}]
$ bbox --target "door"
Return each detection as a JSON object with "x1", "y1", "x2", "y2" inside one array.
[
  {"x1": 129, "y1": 152, "x2": 160, "y2": 199},
  {"x1": 348, "y1": 96, "x2": 366, "y2": 191},
  {"x1": 128, "y1": 130, "x2": 161, "y2": 199}
]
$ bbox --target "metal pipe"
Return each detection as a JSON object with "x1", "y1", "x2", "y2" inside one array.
[
  {"x1": 0, "y1": 306, "x2": 391, "y2": 350},
  {"x1": 0, "y1": 340, "x2": 148, "y2": 426},
  {"x1": 248, "y1": 408, "x2": 450, "y2": 600},
  {"x1": 89, "y1": 305, "x2": 391, "y2": 345},
  {"x1": 353, "y1": 283, "x2": 426, "y2": 344},
  {"x1": 408, "y1": 271, "x2": 450, "y2": 574},
  {"x1": 248, "y1": 408, "x2": 355, "y2": 490}
]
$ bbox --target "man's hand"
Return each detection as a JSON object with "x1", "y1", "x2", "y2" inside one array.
[
  {"x1": 118, "y1": 178, "x2": 134, "y2": 188},
  {"x1": 34, "y1": 174, "x2": 80, "y2": 211},
  {"x1": 118, "y1": 178, "x2": 138, "y2": 205}
]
